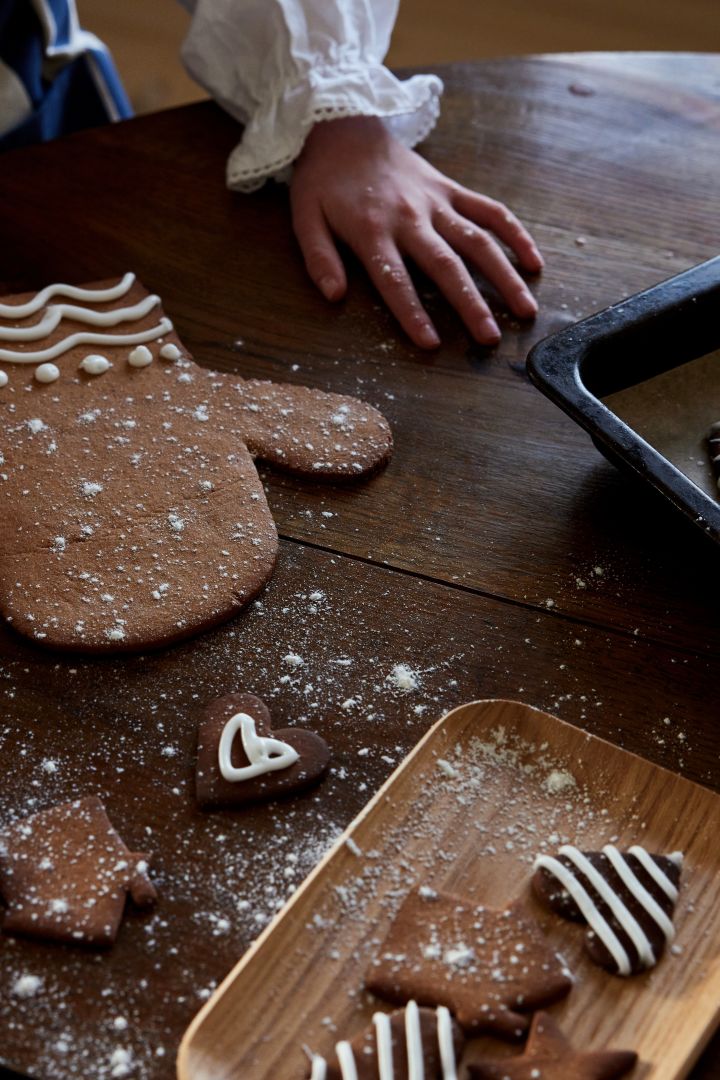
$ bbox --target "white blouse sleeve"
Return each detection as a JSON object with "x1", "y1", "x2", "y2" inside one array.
[{"x1": 179, "y1": 0, "x2": 443, "y2": 192}]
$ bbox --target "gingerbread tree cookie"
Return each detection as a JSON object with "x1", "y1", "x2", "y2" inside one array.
[
  {"x1": 532, "y1": 844, "x2": 683, "y2": 975},
  {"x1": 196, "y1": 691, "x2": 331, "y2": 808},
  {"x1": 0, "y1": 795, "x2": 156, "y2": 946},
  {"x1": 0, "y1": 274, "x2": 392, "y2": 652},
  {"x1": 306, "y1": 1001, "x2": 465, "y2": 1079},
  {"x1": 468, "y1": 1011, "x2": 637, "y2": 1079},
  {"x1": 364, "y1": 888, "x2": 573, "y2": 1039}
]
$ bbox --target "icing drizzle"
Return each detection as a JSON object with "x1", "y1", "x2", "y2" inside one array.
[
  {"x1": 534, "y1": 844, "x2": 681, "y2": 975},
  {"x1": 217, "y1": 712, "x2": 299, "y2": 782},
  {"x1": 311, "y1": 1003, "x2": 457, "y2": 1080},
  {"x1": 0, "y1": 294, "x2": 160, "y2": 341},
  {"x1": 0, "y1": 319, "x2": 172, "y2": 364},
  {"x1": 0, "y1": 273, "x2": 135, "y2": 319}
]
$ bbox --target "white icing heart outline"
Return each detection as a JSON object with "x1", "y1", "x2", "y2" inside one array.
[{"x1": 218, "y1": 712, "x2": 300, "y2": 782}]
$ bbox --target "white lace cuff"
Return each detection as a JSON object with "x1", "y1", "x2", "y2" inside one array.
[{"x1": 224, "y1": 65, "x2": 443, "y2": 193}]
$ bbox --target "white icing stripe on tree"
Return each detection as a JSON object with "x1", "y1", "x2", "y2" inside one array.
[
  {"x1": 405, "y1": 1000, "x2": 425, "y2": 1080},
  {"x1": 602, "y1": 845, "x2": 675, "y2": 942},
  {"x1": 0, "y1": 273, "x2": 135, "y2": 319},
  {"x1": 217, "y1": 712, "x2": 299, "y2": 782},
  {"x1": 0, "y1": 318, "x2": 172, "y2": 363},
  {"x1": 436, "y1": 1007, "x2": 458, "y2": 1080},
  {"x1": 373, "y1": 1011, "x2": 394, "y2": 1080},
  {"x1": 309, "y1": 1055, "x2": 327, "y2": 1080},
  {"x1": 0, "y1": 294, "x2": 161, "y2": 341},
  {"x1": 336, "y1": 1042, "x2": 359, "y2": 1080},
  {"x1": 311, "y1": 1003, "x2": 458, "y2": 1079},
  {"x1": 628, "y1": 845, "x2": 681, "y2": 901},
  {"x1": 534, "y1": 853, "x2": 631, "y2": 975},
  {"x1": 559, "y1": 846, "x2": 656, "y2": 969}
]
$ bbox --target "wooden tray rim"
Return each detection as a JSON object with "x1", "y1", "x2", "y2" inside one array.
[{"x1": 176, "y1": 697, "x2": 720, "y2": 1079}]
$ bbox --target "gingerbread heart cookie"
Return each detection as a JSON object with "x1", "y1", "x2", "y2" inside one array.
[
  {"x1": 468, "y1": 1011, "x2": 637, "y2": 1080},
  {"x1": 532, "y1": 843, "x2": 683, "y2": 975},
  {"x1": 0, "y1": 274, "x2": 392, "y2": 652},
  {"x1": 0, "y1": 795, "x2": 156, "y2": 947},
  {"x1": 365, "y1": 888, "x2": 573, "y2": 1039},
  {"x1": 196, "y1": 692, "x2": 331, "y2": 808},
  {"x1": 306, "y1": 1001, "x2": 465, "y2": 1079}
]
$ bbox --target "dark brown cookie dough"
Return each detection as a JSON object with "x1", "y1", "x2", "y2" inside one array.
[
  {"x1": 364, "y1": 888, "x2": 573, "y2": 1039},
  {"x1": 468, "y1": 1011, "x2": 637, "y2": 1080},
  {"x1": 196, "y1": 692, "x2": 331, "y2": 808},
  {"x1": 306, "y1": 1002, "x2": 465, "y2": 1080},
  {"x1": 0, "y1": 795, "x2": 156, "y2": 947},
  {"x1": 532, "y1": 844, "x2": 682, "y2": 975}
]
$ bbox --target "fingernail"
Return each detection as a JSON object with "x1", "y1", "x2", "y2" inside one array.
[
  {"x1": 518, "y1": 290, "x2": 538, "y2": 317},
  {"x1": 417, "y1": 324, "x2": 441, "y2": 349},
  {"x1": 479, "y1": 317, "x2": 501, "y2": 344},
  {"x1": 319, "y1": 275, "x2": 340, "y2": 300}
]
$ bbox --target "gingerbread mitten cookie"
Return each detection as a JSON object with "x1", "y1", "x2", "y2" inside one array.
[
  {"x1": 306, "y1": 1001, "x2": 464, "y2": 1079},
  {"x1": 532, "y1": 844, "x2": 683, "y2": 975},
  {"x1": 0, "y1": 795, "x2": 156, "y2": 946},
  {"x1": 196, "y1": 691, "x2": 330, "y2": 808},
  {"x1": 365, "y1": 888, "x2": 572, "y2": 1039},
  {"x1": 0, "y1": 274, "x2": 392, "y2": 652},
  {"x1": 468, "y1": 1012, "x2": 637, "y2": 1080}
]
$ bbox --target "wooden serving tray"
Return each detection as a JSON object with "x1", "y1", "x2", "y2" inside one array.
[{"x1": 177, "y1": 699, "x2": 720, "y2": 1080}]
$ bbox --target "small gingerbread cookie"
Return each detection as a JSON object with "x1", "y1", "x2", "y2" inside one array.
[
  {"x1": 196, "y1": 692, "x2": 331, "y2": 808},
  {"x1": 468, "y1": 1011, "x2": 637, "y2": 1080},
  {"x1": 364, "y1": 888, "x2": 573, "y2": 1039},
  {"x1": 532, "y1": 843, "x2": 683, "y2": 975},
  {"x1": 0, "y1": 795, "x2": 156, "y2": 946},
  {"x1": 306, "y1": 1001, "x2": 465, "y2": 1079}
]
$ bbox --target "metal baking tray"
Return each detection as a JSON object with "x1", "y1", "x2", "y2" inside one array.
[{"x1": 527, "y1": 256, "x2": 720, "y2": 546}]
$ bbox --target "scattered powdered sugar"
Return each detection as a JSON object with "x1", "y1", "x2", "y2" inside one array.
[
  {"x1": 436, "y1": 758, "x2": 459, "y2": 778},
  {"x1": 543, "y1": 769, "x2": 577, "y2": 795},
  {"x1": 12, "y1": 974, "x2": 44, "y2": 998},
  {"x1": 387, "y1": 663, "x2": 420, "y2": 692},
  {"x1": 0, "y1": 554, "x2": 471, "y2": 1078}
]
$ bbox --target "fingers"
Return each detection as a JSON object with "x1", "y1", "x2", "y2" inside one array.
[
  {"x1": 359, "y1": 245, "x2": 441, "y2": 350},
  {"x1": 433, "y1": 210, "x2": 538, "y2": 319},
  {"x1": 451, "y1": 188, "x2": 544, "y2": 273},
  {"x1": 401, "y1": 230, "x2": 502, "y2": 346},
  {"x1": 290, "y1": 197, "x2": 347, "y2": 301}
]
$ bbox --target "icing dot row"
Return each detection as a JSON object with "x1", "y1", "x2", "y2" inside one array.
[{"x1": 0, "y1": 342, "x2": 183, "y2": 386}]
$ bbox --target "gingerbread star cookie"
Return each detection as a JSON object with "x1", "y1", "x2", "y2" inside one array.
[
  {"x1": 364, "y1": 888, "x2": 573, "y2": 1039},
  {"x1": 468, "y1": 1011, "x2": 637, "y2": 1079},
  {"x1": 532, "y1": 844, "x2": 683, "y2": 975},
  {"x1": 306, "y1": 1001, "x2": 465, "y2": 1079},
  {"x1": 0, "y1": 795, "x2": 156, "y2": 946},
  {"x1": 196, "y1": 692, "x2": 331, "y2": 808},
  {"x1": 0, "y1": 274, "x2": 392, "y2": 652}
]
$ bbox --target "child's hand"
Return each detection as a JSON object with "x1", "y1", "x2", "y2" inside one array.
[{"x1": 290, "y1": 115, "x2": 543, "y2": 349}]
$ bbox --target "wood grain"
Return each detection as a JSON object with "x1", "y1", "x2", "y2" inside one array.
[
  {"x1": 179, "y1": 699, "x2": 720, "y2": 1080},
  {"x1": 1, "y1": 57, "x2": 718, "y2": 655},
  {"x1": 0, "y1": 54, "x2": 719, "y2": 1079}
]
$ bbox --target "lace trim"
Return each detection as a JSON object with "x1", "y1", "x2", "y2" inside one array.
[{"x1": 226, "y1": 77, "x2": 442, "y2": 194}]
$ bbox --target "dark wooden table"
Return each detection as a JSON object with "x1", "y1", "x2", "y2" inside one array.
[{"x1": 0, "y1": 53, "x2": 718, "y2": 1080}]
